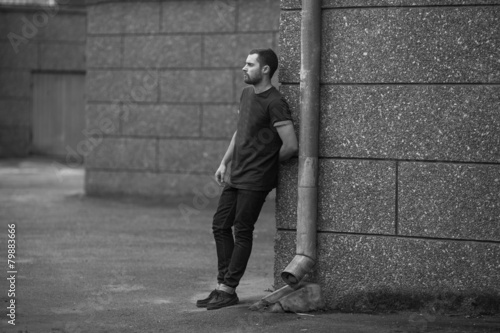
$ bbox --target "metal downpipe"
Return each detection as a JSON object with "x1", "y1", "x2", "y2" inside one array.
[{"x1": 281, "y1": 0, "x2": 321, "y2": 287}]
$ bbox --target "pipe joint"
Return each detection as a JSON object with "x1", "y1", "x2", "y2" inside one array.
[{"x1": 281, "y1": 254, "x2": 316, "y2": 287}]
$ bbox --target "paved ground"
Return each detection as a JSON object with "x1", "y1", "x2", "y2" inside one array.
[{"x1": 0, "y1": 157, "x2": 499, "y2": 333}]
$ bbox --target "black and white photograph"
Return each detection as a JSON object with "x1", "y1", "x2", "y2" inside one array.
[{"x1": 0, "y1": 0, "x2": 499, "y2": 332}]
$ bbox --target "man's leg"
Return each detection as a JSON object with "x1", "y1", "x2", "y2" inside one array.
[
  {"x1": 207, "y1": 189, "x2": 269, "y2": 310},
  {"x1": 212, "y1": 186, "x2": 238, "y2": 285},
  {"x1": 222, "y1": 189, "x2": 269, "y2": 290},
  {"x1": 197, "y1": 186, "x2": 237, "y2": 308}
]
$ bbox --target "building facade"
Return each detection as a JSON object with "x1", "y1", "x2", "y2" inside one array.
[{"x1": 275, "y1": 0, "x2": 500, "y2": 313}]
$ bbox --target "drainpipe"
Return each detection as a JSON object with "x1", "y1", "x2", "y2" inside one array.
[{"x1": 280, "y1": 0, "x2": 322, "y2": 287}]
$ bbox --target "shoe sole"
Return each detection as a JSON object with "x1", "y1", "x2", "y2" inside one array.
[
  {"x1": 206, "y1": 297, "x2": 239, "y2": 310},
  {"x1": 196, "y1": 301, "x2": 209, "y2": 308}
]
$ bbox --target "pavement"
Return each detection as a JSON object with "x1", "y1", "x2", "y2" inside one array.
[{"x1": 0, "y1": 157, "x2": 499, "y2": 333}]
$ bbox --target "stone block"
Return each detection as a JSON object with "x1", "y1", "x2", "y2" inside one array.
[
  {"x1": 280, "y1": 7, "x2": 500, "y2": 83},
  {"x1": 85, "y1": 103, "x2": 121, "y2": 135},
  {"x1": 158, "y1": 139, "x2": 228, "y2": 173},
  {"x1": 275, "y1": 231, "x2": 500, "y2": 312},
  {"x1": 0, "y1": 100, "x2": 31, "y2": 127},
  {"x1": 123, "y1": 35, "x2": 202, "y2": 68},
  {"x1": 399, "y1": 162, "x2": 500, "y2": 242},
  {"x1": 86, "y1": 70, "x2": 159, "y2": 102},
  {"x1": 86, "y1": 36, "x2": 122, "y2": 68},
  {"x1": 323, "y1": 0, "x2": 500, "y2": 7},
  {"x1": 276, "y1": 159, "x2": 397, "y2": 234},
  {"x1": 0, "y1": 127, "x2": 30, "y2": 157},
  {"x1": 319, "y1": 160, "x2": 396, "y2": 234},
  {"x1": 121, "y1": 2, "x2": 160, "y2": 34},
  {"x1": 160, "y1": 70, "x2": 233, "y2": 103},
  {"x1": 0, "y1": 70, "x2": 30, "y2": 98},
  {"x1": 40, "y1": 42, "x2": 85, "y2": 71},
  {"x1": 281, "y1": 0, "x2": 500, "y2": 8},
  {"x1": 278, "y1": 11, "x2": 300, "y2": 83},
  {"x1": 161, "y1": 0, "x2": 236, "y2": 33},
  {"x1": 87, "y1": 3, "x2": 121, "y2": 34},
  {"x1": 280, "y1": 0, "x2": 300, "y2": 8},
  {"x1": 121, "y1": 104, "x2": 201, "y2": 138},
  {"x1": 238, "y1": 0, "x2": 280, "y2": 32},
  {"x1": 318, "y1": 234, "x2": 500, "y2": 312},
  {"x1": 88, "y1": 2, "x2": 159, "y2": 34},
  {"x1": 203, "y1": 33, "x2": 275, "y2": 67},
  {"x1": 85, "y1": 170, "x2": 216, "y2": 197},
  {"x1": 202, "y1": 104, "x2": 238, "y2": 138},
  {"x1": 39, "y1": 13, "x2": 86, "y2": 41},
  {"x1": 320, "y1": 85, "x2": 500, "y2": 162},
  {"x1": 0, "y1": 41, "x2": 37, "y2": 69},
  {"x1": 85, "y1": 137, "x2": 157, "y2": 171},
  {"x1": 321, "y1": 7, "x2": 500, "y2": 83}
]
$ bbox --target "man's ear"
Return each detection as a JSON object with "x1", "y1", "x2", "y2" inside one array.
[{"x1": 262, "y1": 65, "x2": 270, "y2": 75}]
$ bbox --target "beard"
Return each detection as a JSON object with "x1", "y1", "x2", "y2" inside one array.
[{"x1": 244, "y1": 72, "x2": 263, "y2": 85}]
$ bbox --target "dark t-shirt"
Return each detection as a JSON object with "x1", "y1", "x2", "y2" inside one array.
[{"x1": 229, "y1": 86, "x2": 292, "y2": 191}]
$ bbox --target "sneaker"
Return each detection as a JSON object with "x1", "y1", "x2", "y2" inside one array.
[
  {"x1": 207, "y1": 290, "x2": 239, "y2": 310},
  {"x1": 196, "y1": 289, "x2": 219, "y2": 308}
]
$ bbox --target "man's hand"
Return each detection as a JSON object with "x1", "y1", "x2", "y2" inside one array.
[
  {"x1": 215, "y1": 131, "x2": 236, "y2": 186},
  {"x1": 215, "y1": 164, "x2": 227, "y2": 186}
]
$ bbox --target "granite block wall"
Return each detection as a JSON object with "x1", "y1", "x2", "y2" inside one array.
[
  {"x1": 84, "y1": 0, "x2": 281, "y2": 197},
  {"x1": 276, "y1": 0, "x2": 500, "y2": 313},
  {"x1": 0, "y1": 4, "x2": 86, "y2": 157}
]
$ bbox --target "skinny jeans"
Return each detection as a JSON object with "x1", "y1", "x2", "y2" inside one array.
[{"x1": 212, "y1": 185, "x2": 270, "y2": 289}]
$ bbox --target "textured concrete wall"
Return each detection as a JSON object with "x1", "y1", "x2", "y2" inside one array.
[
  {"x1": 84, "y1": 0, "x2": 281, "y2": 197},
  {"x1": 276, "y1": 1, "x2": 500, "y2": 313},
  {"x1": 0, "y1": 4, "x2": 86, "y2": 157}
]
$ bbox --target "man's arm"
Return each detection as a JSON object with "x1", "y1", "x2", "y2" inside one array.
[
  {"x1": 215, "y1": 131, "x2": 237, "y2": 186},
  {"x1": 276, "y1": 122, "x2": 298, "y2": 162}
]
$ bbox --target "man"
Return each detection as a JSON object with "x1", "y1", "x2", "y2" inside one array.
[{"x1": 196, "y1": 49, "x2": 298, "y2": 310}]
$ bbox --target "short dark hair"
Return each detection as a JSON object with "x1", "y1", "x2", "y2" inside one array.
[{"x1": 249, "y1": 48, "x2": 278, "y2": 79}]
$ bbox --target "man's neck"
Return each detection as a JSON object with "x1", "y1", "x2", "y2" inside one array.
[{"x1": 253, "y1": 80, "x2": 273, "y2": 94}]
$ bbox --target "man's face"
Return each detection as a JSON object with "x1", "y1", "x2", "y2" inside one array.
[{"x1": 242, "y1": 53, "x2": 263, "y2": 85}]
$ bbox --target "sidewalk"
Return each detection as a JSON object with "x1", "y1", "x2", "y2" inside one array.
[{"x1": 0, "y1": 157, "x2": 499, "y2": 333}]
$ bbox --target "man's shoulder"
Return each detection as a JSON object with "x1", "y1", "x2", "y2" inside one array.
[
  {"x1": 268, "y1": 86, "x2": 283, "y2": 98},
  {"x1": 267, "y1": 88, "x2": 288, "y2": 106}
]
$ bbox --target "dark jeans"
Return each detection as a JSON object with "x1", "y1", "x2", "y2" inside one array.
[{"x1": 212, "y1": 185, "x2": 270, "y2": 289}]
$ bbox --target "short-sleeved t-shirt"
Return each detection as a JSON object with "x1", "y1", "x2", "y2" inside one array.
[{"x1": 229, "y1": 86, "x2": 293, "y2": 191}]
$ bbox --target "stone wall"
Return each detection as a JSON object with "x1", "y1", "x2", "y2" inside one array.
[
  {"x1": 84, "y1": 0, "x2": 281, "y2": 197},
  {"x1": 276, "y1": 0, "x2": 500, "y2": 313},
  {"x1": 0, "y1": 3, "x2": 86, "y2": 157}
]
